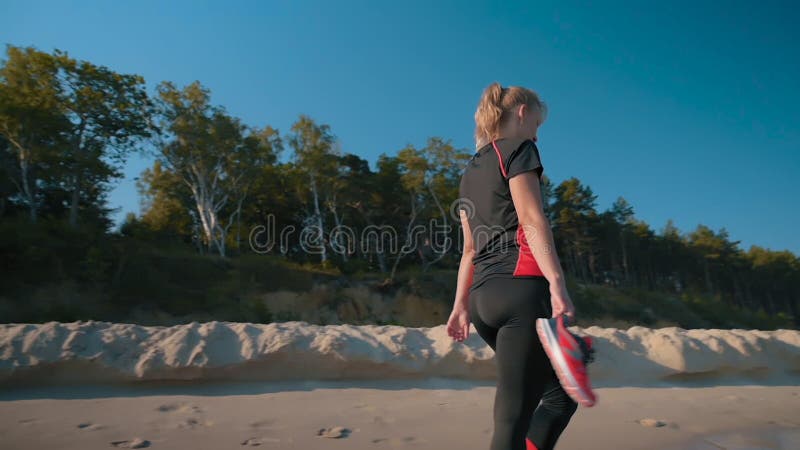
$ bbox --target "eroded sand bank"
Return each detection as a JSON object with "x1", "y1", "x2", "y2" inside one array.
[{"x1": 1, "y1": 321, "x2": 798, "y2": 386}]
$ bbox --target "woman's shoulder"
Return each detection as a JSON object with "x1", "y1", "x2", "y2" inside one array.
[{"x1": 494, "y1": 137, "x2": 535, "y2": 157}]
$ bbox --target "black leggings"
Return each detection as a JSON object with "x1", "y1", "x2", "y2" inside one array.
[{"x1": 469, "y1": 276, "x2": 578, "y2": 450}]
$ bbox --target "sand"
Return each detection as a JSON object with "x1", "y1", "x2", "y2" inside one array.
[
  {"x1": 1, "y1": 380, "x2": 799, "y2": 449},
  {"x1": 1, "y1": 321, "x2": 799, "y2": 449},
  {"x1": 2, "y1": 321, "x2": 798, "y2": 386}
]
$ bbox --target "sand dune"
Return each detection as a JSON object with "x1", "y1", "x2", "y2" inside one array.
[
  {"x1": 2, "y1": 321, "x2": 799, "y2": 449},
  {"x1": 1, "y1": 320, "x2": 798, "y2": 387}
]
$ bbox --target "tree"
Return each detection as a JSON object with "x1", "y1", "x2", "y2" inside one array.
[
  {"x1": 52, "y1": 48, "x2": 153, "y2": 228},
  {"x1": 348, "y1": 154, "x2": 406, "y2": 274},
  {"x1": 0, "y1": 45, "x2": 67, "y2": 223},
  {"x1": 687, "y1": 225, "x2": 742, "y2": 303},
  {"x1": 153, "y1": 81, "x2": 275, "y2": 257},
  {"x1": 330, "y1": 152, "x2": 372, "y2": 263},
  {"x1": 540, "y1": 174, "x2": 555, "y2": 222},
  {"x1": 287, "y1": 115, "x2": 339, "y2": 265},
  {"x1": 136, "y1": 160, "x2": 194, "y2": 243},
  {"x1": 391, "y1": 144, "x2": 427, "y2": 280},
  {"x1": 230, "y1": 126, "x2": 282, "y2": 253},
  {"x1": 552, "y1": 177, "x2": 599, "y2": 282},
  {"x1": 242, "y1": 161, "x2": 302, "y2": 258},
  {"x1": 610, "y1": 196, "x2": 635, "y2": 283},
  {"x1": 419, "y1": 137, "x2": 470, "y2": 271},
  {"x1": 659, "y1": 219, "x2": 685, "y2": 292}
]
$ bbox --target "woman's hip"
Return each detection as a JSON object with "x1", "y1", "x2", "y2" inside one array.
[{"x1": 469, "y1": 276, "x2": 551, "y2": 327}]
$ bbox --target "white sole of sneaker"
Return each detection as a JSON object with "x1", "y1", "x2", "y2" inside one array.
[{"x1": 536, "y1": 318, "x2": 595, "y2": 407}]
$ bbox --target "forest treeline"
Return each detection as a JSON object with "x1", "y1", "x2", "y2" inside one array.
[{"x1": 1, "y1": 45, "x2": 797, "y2": 328}]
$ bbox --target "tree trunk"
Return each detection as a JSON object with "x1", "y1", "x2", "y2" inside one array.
[
  {"x1": 349, "y1": 201, "x2": 388, "y2": 274},
  {"x1": 310, "y1": 174, "x2": 327, "y2": 264},
  {"x1": 422, "y1": 183, "x2": 449, "y2": 272},
  {"x1": 587, "y1": 248, "x2": 597, "y2": 283},
  {"x1": 328, "y1": 194, "x2": 348, "y2": 263},
  {"x1": 234, "y1": 187, "x2": 247, "y2": 255},
  {"x1": 69, "y1": 172, "x2": 81, "y2": 228},
  {"x1": 69, "y1": 124, "x2": 87, "y2": 228},
  {"x1": 6, "y1": 136, "x2": 38, "y2": 223},
  {"x1": 389, "y1": 193, "x2": 419, "y2": 282},
  {"x1": 620, "y1": 231, "x2": 629, "y2": 283},
  {"x1": 19, "y1": 147, "x2": 37, "y2": 223}
]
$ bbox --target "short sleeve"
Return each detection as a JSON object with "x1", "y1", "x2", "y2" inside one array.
[
  {"x1": 505, "y1": 140, "x2": 543, "y2": 179},
  {"x1": 457, "y1": 171, "x2": 471, "y2": 215}
]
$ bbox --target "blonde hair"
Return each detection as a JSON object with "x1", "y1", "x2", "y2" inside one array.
[{"x1": 474, "y1": 82, "x2": 547, "y2": 149}]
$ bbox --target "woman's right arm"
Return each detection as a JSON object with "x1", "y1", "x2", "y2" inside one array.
[{"x1": 508, "y1": 171, "x2": 575, "y2": 319}]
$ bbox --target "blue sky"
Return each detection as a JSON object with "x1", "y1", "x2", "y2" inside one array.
[{"x1": 2, "y1": 0, "x2": 798, "y2": 254}]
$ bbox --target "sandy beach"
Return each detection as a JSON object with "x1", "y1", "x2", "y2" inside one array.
[
  {"x1": 2, "y1": 381, "x2": 799, "y2": 449},
  {"x1": 1, "y1": 321, "x2": 799, "y2": 449}
]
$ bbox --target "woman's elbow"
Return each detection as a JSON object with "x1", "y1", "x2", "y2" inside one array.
[
  {"x1": 518, "y1": 213, "x2": 550, "y2": 235},
  {"x1": 461, "y1": 249, "x2": 475, "y2": 261}
]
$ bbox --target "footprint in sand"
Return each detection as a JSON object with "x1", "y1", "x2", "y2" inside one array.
[
  {"x1": 636, "y1": 418, "x2": 677, "y2": 429},
  {"x1": 241, "y1": 436, "x2": 282, "y2": 446},
  {"x1": 317, "y1": 426, "x2": 351, "y2": 438},
  {"x1": 77, "y1": 422, "x2": 106, "y2": 431},
  {"x1": 371, "y1": 436, "x2": 423, "y2": 446},
  {"x1": 156, "y1": 402, "x2": 203, "y2": 414},
  {"x1": 354, "y1": 403, "x2": 378, "y2": 412},
  {"x1": 372, "y1": 416, "x2": 396, "y2": 426},
  {"x1": 248, "y1": 418, "x2": 287, "y2": 429},
  {"x1": 177, "y1": 417, "x2": 214, "y2": 429},
  {"x1": 249, "y1": 419, "x2": 277, "y2": 428},
  {"x1": 110, "y1": 438, "x2": 150, "y2": 448}
]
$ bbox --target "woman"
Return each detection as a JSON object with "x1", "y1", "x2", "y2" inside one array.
[{"x1": 446, "y1": 82, "x2": 595, "y2": 450}]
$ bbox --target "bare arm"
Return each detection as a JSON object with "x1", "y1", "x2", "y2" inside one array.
[
  {"x1": 446, "y1": 209, "x2": 474, "y2": 342},
  {"x1": 452, "y1": 209, "x2": 474, "y2": 311},
  {"x1": 509, "y1": 171, "x2": 575, "y2": 318}
]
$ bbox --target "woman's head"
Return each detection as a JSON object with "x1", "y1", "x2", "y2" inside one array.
[{"x1": 474, "y1": 82, "x2": 547, "y2": 149}]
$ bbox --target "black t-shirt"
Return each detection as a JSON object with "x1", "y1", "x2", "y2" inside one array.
[{"x1": 458, "y1": 137, "x2": 546, "y2": 291}]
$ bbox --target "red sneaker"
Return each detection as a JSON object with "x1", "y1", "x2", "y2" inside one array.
[{"x1": 535, "y1": 315, "x2": 597, "y2": 407}]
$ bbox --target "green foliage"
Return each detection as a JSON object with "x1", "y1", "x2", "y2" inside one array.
[
  {"x1": 1, "y1": 45, "x2": 797, "y2": 329},
  {"x1": 0, "y1": 44, "x2": 153, "y2": 228}
]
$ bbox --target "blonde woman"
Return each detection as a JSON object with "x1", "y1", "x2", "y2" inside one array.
[{"x1": 447, "y1": 83, "x2": 595, "y2": 450}]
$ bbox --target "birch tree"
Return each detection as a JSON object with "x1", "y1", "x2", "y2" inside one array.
[
  {"x1": 287, "y1": 115, "x2": 339, "y2": 265},
  {"x1": 420, "y1": 137, "x2": 470, "y2": 271},
  {"x1": 153, "y1": 81, "x2": 277, "y2": 257},
  {"x1": 0, "y1": 46, "x2": 67, "y2": 223}
]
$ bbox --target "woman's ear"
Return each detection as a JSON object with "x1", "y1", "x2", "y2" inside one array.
[{"x1": 517, "y1": 104, "x2": 527, "y2": 123}]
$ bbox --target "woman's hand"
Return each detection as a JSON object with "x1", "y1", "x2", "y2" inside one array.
[
  {"x1": 446, "y1": 306, "x2": 470, "y2": 342},
  {"x1": 550, "y1": 284, "x2": 576, "y2": 322}
]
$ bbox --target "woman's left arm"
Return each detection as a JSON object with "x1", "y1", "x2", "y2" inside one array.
[{"x1": 447, "y1": 210, "x2": 474, "y2": 342}]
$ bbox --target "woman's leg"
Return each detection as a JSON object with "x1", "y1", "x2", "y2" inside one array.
[
  {"x1": 526, "y1": 366, "x2": 578, "y2": 450},
  {"x1": 491, "y1": 316, "x2": 548, "y2": 450},
  {"x1": 526, "y1": 280, "x2": 578, "y2": 450},
  {"x1": 470, "y1": 277, "x2": 551, "y2": 450}
]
